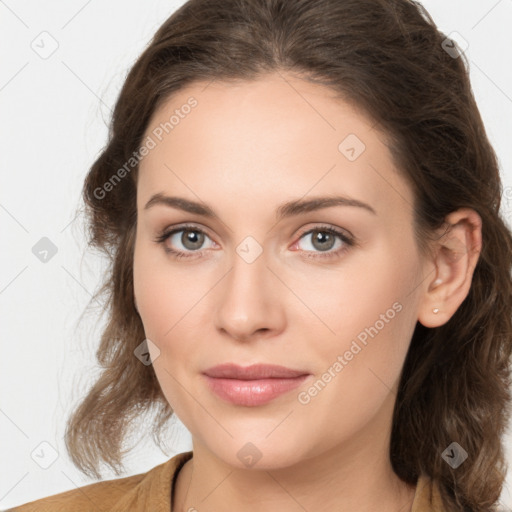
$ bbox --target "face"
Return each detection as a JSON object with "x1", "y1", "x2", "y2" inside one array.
[{"x1": 133, "y1": 72, "x2": 428, "y2": 470}]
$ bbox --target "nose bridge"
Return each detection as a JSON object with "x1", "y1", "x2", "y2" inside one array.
[
  {"x1": 214, "y1": 235, "x2": 282, "y2": 339},
  {"x1": 224, "y1": 236, "x2": 270, "y2": 309}
]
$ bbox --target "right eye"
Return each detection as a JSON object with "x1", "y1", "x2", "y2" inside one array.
[{"x1": 154, "y1": 224, "x2": 217, "y2": 260}]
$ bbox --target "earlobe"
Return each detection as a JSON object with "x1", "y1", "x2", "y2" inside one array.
[{"x1": 417, "y1": 208, "x2": 482, "y2": 328}]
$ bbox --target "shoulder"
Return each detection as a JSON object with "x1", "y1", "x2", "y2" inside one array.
[
  {"x1": 5, "y1": 473, "x2": 146, "y2": 512},
  {"x1": 5, "y1": 451, "x2": 193, "y2": 512}
]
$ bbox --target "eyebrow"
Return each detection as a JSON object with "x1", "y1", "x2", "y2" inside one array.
[{"x1": 144, "y1": 193, "x2": 377, "y2": 220}]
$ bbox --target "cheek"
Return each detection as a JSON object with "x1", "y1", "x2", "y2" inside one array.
[
  {"x1": 133, "y1": 240, "x2": 176, "y2": 340},
  {"x1": 132, "y1": 242, "x2": 213, "y2": 397},
  {"x1": 133, "y1": 238, "x2": 191, "y2": 333},
  {"x1": 298, "y1": 247, "x2": 417, "y2": 381},
  {"x1": 132, "y1": 247, "x2": 195, "y2": 410},
  {"x1": 291, "y1": 257, "x2": 416, "y2": 443}
]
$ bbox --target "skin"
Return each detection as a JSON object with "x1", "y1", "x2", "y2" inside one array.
[{"x1": 132, "y1": 71, "x2": 482, "y2": 512}]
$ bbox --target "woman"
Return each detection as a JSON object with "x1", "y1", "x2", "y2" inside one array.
[{"x1": 8, "y1": 0, "x2": 512, "y2": 511}]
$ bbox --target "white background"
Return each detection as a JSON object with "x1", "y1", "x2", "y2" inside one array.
[{"x1": 1, "y1": 0, "x2": 511, "y2": 509}]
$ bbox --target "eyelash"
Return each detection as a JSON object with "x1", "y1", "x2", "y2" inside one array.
[{"x1": 153, "y1": 223, "x2": 355, "y2": 261}]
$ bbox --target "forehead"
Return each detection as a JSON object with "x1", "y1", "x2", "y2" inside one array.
[{"x1": 137, "y1": 72, "x2": 414, "y2": 221}]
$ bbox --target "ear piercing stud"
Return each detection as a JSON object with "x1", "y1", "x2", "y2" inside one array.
[{"x1": 433, "y1": 308, "x2": 439, "y2": 314}]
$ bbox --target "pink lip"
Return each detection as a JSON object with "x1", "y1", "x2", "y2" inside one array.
[{"x1": 202, "y1": 363, "x2": 310, "y2": 406}]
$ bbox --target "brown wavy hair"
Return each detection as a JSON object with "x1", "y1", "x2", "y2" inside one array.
[{"x1": 65, "y1": 0, "x2": 512, "y2": 510}]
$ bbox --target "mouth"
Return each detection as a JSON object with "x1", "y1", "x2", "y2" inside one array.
[{"x1": 202, "y1": 363, "x2": 311, "y2": 407}]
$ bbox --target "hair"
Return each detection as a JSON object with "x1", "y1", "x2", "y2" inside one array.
[{"x1": 64, "y1": 0, "x2": 512, "y2": 510}]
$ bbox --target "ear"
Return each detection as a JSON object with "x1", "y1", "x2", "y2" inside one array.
[{"x1": 417, "y1": 208, "x2": 482, "y2": 328}]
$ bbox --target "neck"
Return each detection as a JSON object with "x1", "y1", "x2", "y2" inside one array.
[{"x1": 173, "y1": 431, "x2": 416, "y2": 512}]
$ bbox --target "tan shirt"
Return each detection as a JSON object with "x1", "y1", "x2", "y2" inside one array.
[{"x1": 6, "y1": 451, "x2": 446, "y2": 511}]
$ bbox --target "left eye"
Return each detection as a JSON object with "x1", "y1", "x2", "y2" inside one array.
[
  {"x1": 291, "y1": 225, "x2": 355, "y2": 260},
  {"x1": 154, "y1": 224, "x2": 354, "y2": 260},
  {"x1": 296, "y1": 228, "x2": 345, "y2": 253}
]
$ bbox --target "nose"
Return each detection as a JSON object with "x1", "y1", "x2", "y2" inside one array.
[{"x1": 214, "y1": 246, "x2": 285, "y2": 343}]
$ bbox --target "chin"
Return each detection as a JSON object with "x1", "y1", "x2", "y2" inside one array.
[{"x1": 201, "y1": 432, "x2": 314, "y2": 471}]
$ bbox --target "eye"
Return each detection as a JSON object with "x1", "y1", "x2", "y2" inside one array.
[
  {"x1": 293, "y1": 225, "x2": 355, "y2": 260},
  {"x1": 154, "y1": 224, "x2": 215, "y2": 260}
]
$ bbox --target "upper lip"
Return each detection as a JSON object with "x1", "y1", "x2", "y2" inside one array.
[{"x1": 203, "y1": 363, "x2": 309, "y2": 380}]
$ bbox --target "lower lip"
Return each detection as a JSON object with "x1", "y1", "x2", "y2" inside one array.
[{"x1": 203, "y1": 375, "x2": 310, "y2": 406}]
